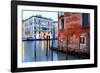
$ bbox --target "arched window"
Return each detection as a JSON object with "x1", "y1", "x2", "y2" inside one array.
[
  {"x1": 80, "y1": 36, "x2": 86, "y2": 44},
  {"x1": 60, "y1": 18, "x2": 64, "y2": 29}
]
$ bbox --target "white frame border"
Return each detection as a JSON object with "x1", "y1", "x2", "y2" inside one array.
[{"x1": 17, "y1": 5, "x2": 94, "y2": 68}]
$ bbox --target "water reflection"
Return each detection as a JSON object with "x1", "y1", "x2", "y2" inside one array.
[{"x1": 23, "y1": 40, "x2": 80, "y2": 62}]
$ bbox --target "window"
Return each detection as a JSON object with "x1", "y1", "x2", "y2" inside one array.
[
  {"x1": 80, "y1": 36, "x2": 85, "y2": 44},
  {"x1": 30, "y1": 23, "x2": 32, "y2": 25},
  {"x1": 34, "y1": 18, "x2": 40, "y2": 24},
  {"x1": 42, "y1": 27, "x2": 47, "y2": 31},
  {"x1": 82, "y1": 13, "x2": 89, "y2": 27},
  {"x1": 60, "y1": 18, "x2": 64, "y2": 29},
  {"x1": 34, "y1": 18, "x2": 36, "y2": 24},
  {"x1": 34, "y1": 27, "x2": 36, "y2": 29}
]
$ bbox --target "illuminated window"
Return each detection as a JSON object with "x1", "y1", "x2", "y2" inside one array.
[{"x1": 80, "y1": 36, "x2": 85, "y2": 44}]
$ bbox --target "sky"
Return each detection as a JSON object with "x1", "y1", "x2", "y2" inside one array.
[{"x1": 22, "y1": 10, "x2": 58, "y2": 21}]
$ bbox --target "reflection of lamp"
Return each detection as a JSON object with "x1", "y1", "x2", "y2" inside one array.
[
  {"x1": 48, "y1": 32, "x2": 50, "y2": 36},
  {"x1": 47, "y1": 32, "x2": 50, "y2": 38}
]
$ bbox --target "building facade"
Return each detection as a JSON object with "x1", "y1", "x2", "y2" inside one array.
[
  {"x1": 22, "y1": 15, "x2": 55, "y2": 40},
  {"x1": 58, "y1": 12, "x2": 90, "y2": 54}
]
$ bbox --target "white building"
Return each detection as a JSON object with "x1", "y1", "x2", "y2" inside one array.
[{"x1": 22, "y1": 15, "x2": 54, "y2": 40}]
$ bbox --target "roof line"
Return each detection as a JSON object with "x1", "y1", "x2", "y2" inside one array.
[{"x1": 23, "y1": 15, "x2": 53, "y2": 22}]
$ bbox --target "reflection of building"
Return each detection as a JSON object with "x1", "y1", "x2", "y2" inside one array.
[
  {"x1": 58, "y1": 12, "x2": 90, "y2": 54},
  {"x1": 23, "y1": 15, "x2": 58, "y2": 40}
]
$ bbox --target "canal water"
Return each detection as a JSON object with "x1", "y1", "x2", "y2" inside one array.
[{"x1": 23, "y1": 40, "x2": 80, "y2": 62}]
